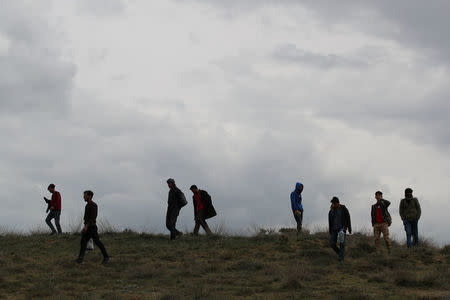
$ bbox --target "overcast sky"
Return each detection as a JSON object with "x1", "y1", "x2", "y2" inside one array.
[{"x1": 1, "y1": 0, "x2": 449, "y2": 244}]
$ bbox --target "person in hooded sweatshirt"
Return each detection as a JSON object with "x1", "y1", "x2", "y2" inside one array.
[{"x1": 290, "y1": 182, "x2": 304, "y2": 236}]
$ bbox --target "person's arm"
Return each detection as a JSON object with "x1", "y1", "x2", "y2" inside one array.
[
  {"x1": 344, "y1": 206, "x2": 352, "y2": 234},
  {"x1": 192, "y1": 196, "x2": 196, "y2": 219},
  {"x1": 371, "y1": 205, "x2": 375, "y2": 226},
  {"x1": 399, "y1": 200, "x2": 405, "y2": 220},
  {"x1": 328, "y1": 211, "x2": 332, "y2": 234},
  {"x1": 415, "y1": 198, "x2": 421, "y2": 220},
  {"x1": 83, "y1": 205, "x2": 89, "y2": 232},
  {"x1": 55, "y1": 192, "x2": 61, "y2": 210},
  {"x1": 383, "y1": 199, "x2": 391, "y2": 208},
  {"x1": 291, "y1": 193, "x2": 298, "y2": 212}
]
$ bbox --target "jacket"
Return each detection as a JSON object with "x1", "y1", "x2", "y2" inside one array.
[
  {"x1": 192, "y1": 190, "x2": 217, "y2": 220},
  {"x1": 371, "y1": 199, "x2": 391, "y2": 226},
  {"x1": 168, "y1": 186, "x2": 184, "y2": 212},
  {"x1": 51, "y1": 191, "x2": 62, "y2": 211},
  {"x1": 328, "y1": 204, "x2": 352, "y2": 234},
  {"x1": 84, "y1": 201, "x2": 98, "y2": 226},
  {"x1": 399, "y1": 197, "x2": 421, "y2": 221},
  {"x1": 290, "y1": 183, "x2": 303, "y2": 212}
]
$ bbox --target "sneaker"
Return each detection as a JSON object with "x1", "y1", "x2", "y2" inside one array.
[
  {"x1": 101, "y1": 257, "x2": 110, "y2": 265},
  {"x1": 75, "y1": 258, "x2": 83, "y2": 264},
  {"x1": 49, "y1": 232, "x2": 57, "y2": 236}
]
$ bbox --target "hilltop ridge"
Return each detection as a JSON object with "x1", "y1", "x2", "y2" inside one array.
[{"x1": 0, "y1": 230, "x2": 449, "y2": 299}]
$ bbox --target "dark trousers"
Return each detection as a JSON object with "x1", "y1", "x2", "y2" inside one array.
[
  {"x1": 45, "y1": 210, "x2": 62, "y2": 233},
  {"x1": 294, "y1": 210, "x2": 303, "y2": 234},
  {"x1": 193, "y1": 209, "x2": 212, "y2": 235},
  {"x1": 166, "y1": 208, "x2": 181, "y2": 239},
  {"x1": 404, "y1": 219, "x2": 419, "y2": 247},
  {"x1": 330, "y1": 230, "x2": 345, "y2": 261},
  {"x1": 78, "y1": 225, "x2": 108, "y2": 260}
]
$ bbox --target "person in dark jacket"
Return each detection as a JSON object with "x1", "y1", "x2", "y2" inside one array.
[
  {"x1": 44, "y1": 183, "x2": 62, "y2": 235},
  {"x1": 75, "y1": 190, "x2": 109, "y2": 264},
  {"x1": 328, "y1": 197, "x2": 351, "y2": 262},
  {"x1": 166, "y1": 178, "x2": 184, "y2": 240},
  {"x1": 290, "y1": 182, "x2": 304, "y2": 236},
  {"x1": 371, "y1": 191, "x2": 392, "y2": 253},
  {"x1": 190, "y1": 185, "x2": 216, "y2": 236},
  {"x1": 399, "y1": 188, "x2": 421, "y2": 248}
]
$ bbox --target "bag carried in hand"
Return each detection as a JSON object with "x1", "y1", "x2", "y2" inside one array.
[
  {"x1": 337, "y1": 229, "x2": 345, "y2": 244},
  {"x1": 178, "y1": 192, "x2": 188, "y2": 208}
]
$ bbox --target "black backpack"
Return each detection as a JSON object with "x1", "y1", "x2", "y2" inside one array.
[{"x1": 178, "y1": 192, "x2": 188, "y2": 208}]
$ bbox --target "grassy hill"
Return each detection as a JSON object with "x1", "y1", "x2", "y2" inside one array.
[{"x1": 0, "y1": 230, "x2": 449, "y2": 299}]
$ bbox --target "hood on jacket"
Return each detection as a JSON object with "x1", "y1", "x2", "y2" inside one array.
[{"x1": 295, "y1": 182, "x2": 303, "y2": 193}]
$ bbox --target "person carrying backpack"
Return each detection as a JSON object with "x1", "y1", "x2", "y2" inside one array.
[
  {"x1": 399, "y1": 188, "x2": 421, "y2": 248},
  {"x1": 371, "y1": 191, "x2": 392, "y2": 253},
  {"x1": 190, "y1": 185, "x2": 216, "y2": 236},
  {"x1": 166, "y1": 178, "x2": 187, "y2": 240}
]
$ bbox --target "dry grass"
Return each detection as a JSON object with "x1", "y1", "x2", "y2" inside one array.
[{"x1": 0, "y1": 230, "x2": 448, "y2": 299}]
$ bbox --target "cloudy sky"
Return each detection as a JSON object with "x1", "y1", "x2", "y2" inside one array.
[{"x1": 1, "y1": 0, "x2": 449, "y2": 244}]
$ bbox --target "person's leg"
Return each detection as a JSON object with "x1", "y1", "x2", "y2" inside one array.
[
  {"x1": 373, "y1": 224, "x2": 381, "y2": 251},
  {"x1": 166, "y1": 209, "x2": 177, "y2": 239},
  {"x1": 54, "y1": 211, "x2": 62, "y2": 234},
  {"x1": 45, "y1": 211, "x2": 57, "y2": 233},
  {"x1": 193, "y1": 220, "x2": 201, "y2": 236},
  {"x1": 294, "y1": 211, "x2": 303, "y2": 235},
  {"x1": 200, "y1": 219, "x2": 212, "y2": 235},
  {"x1": 173, "y1": 209, "x2": 182, "y2": 236},
  {"x1": 412, "y1": 220, "x2": 419, "y2": 246},
  {"x1": 330, "y1": 231, "x2": 339, "y2": 255},
  {"x1": 90, "y1": 226, "x2": 109, "y2": 259},
  {"x1": 404, "y1": 220, "x2": 412, "y2": 248},
  {"x1": 78, "y1": 230, "x2": 91, "y2": 260},
  {"x1": 381, "y1": 223, "x2": 392, "y2": 252},
  {"x1": 339, "y1": 233, "x2": 346, "y2": 261}
]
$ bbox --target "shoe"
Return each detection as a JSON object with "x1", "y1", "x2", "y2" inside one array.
[
  {"x1": 101, "y1": 257, "x2": 110, "y2": 264},
  {"x1": 75, "y1": 258, "x2": 83, "y2": 264},
  {"x1": 49, "y1": 232, "x2": 57, "y2": 236}
]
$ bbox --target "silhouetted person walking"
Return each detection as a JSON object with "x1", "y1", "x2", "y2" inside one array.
[
  {"x1": 371, "y1": 191, "x2": 392, "y2": 253},
  {"x1": 190, "y1": 185, "x2": 216, "y2": 236},
  {"x1": 290, "y1": 182, "x2": 304, "y2": 236},
  {"x1": 329, "y1": 197, "x2": 351, "y2": 262},
  {"x1": 44, "y1": 184, "x2": 62, "y2": 235},
  {"x1": 166, "y1": 178, "x2": 186, "y2": 240},
  {"x1": 76, "y1": 190, "x2": 109, "y2": 264},
  {"x1": 400, "y1": 188, "x2": 421, "y2": 248}
]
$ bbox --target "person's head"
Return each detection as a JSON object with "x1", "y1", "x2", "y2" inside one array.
[
  {"x1": 167, "y1": 178, "x2": 176, "y2": 189},
  {"x1": 190, "y1": 185, "x2": 199, "y2": 194},
  {"x1": 296, "y1": 182, "x2": 304, "y2": 194},
  {"x1": 330, "y1": 196, "x2": 340, "y2": 209},
  {"x1": 83, "y1": 190, "x2": 94, "y2": 202},
  {"x1": 47, "y1": 184, "x2": 56, "y2": 193},
  {"x1": 405, "y1": 188, "x2": 413, "y2": 199},
  {"x1": 375, "y1": 191, "x2": 383, "y2": 201}
]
